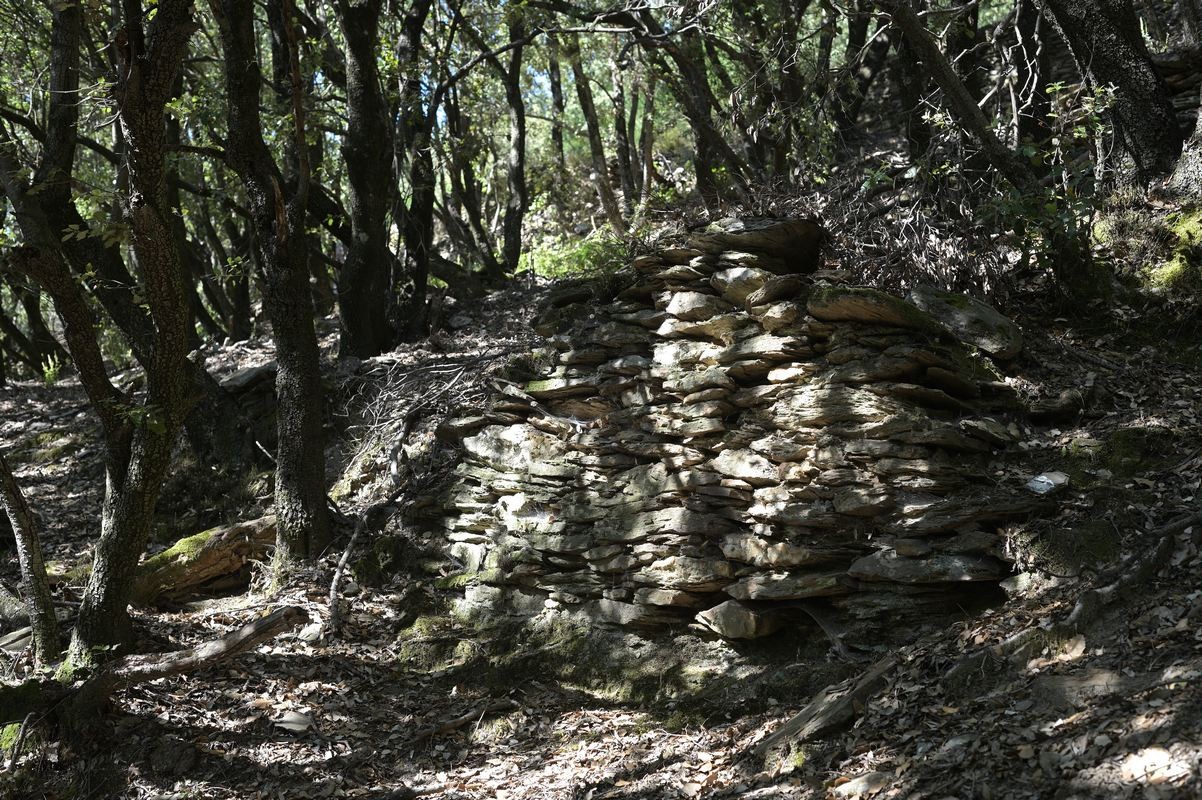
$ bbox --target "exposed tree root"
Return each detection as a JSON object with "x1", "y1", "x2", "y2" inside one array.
[
  {"x1": 406, "y1": 698, "x2": 518, "y2": 745},
  {"x1": 750, "y1": 654, "x2": 899, "y2": 758}
]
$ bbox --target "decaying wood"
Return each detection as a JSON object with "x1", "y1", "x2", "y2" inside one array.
[
  {"x1": 132, "y1": 515, "x2": 277, "y2": 605},
  {"x1": 74, "y1": 605, "x2": 306, "y2": 711},
  {"x1": 752, "y1": 654, "x2": 899, "y2": 757},
  {"x1": 0, "y1": 605, "x2": 305, "y2": 725},
  {"x1": 946, "y1": 509, "x2": 1202, "y2": 684},
  {"x1": 407, "y1": 698, "x2": 519, "y2": 745}
]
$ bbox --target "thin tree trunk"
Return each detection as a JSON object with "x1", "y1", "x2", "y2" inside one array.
[
  {"x1": 392, "y1": 0, "x2": 435, "y2": 340},
  {"x1": 565, "y1": 33, "x2": 626, "y2": 232},
  {"x1": 213, "y1": 0, "x2": 329, "y2": 565},
  {"x1": 547, "y1": 35, "x2": 568, "y2": 177},
  {"x1": 336, "y1": 0, "x2": 394, "y2": 357},
  {"x1": 500, "y1": 19, "x2": 528, "y2": 276},
  {"x1": 0, "y1": 451, "x2": 60, "y2": 665},
  {"x1": 12, "y1": 280, "x2": 68, "y2": 371},
  {"x1": 611, "y1": 53, "x2": 637, "y2": 214},
  {"x1": 639, "y1": 75, "x2": 657, "y2": 208},
  {"x1": 1014, "y1": 0, "x2": 1052, "y2": 151}
]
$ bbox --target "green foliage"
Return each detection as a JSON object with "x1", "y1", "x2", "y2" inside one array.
[
  {"x1": 1096, "y1": 205, "x2": 1202, "y2": 297},
  {"x1": 122, "y1": 403, "x2": 168, "y2": 435},
  {"x1": 39, "y1": 354, "x2": 64, "y2": 386},
  {"x1": 518, "y1": 230, "x2": 628, "y2": 278}
]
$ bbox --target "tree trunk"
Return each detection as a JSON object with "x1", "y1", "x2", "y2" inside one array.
[
  {"x1": 1039, "y1": 0, "x2": 1184, "y2": 185},
  {"x1": 66, "y1": 0, "x2": 201, "y2": 662},
  {"x1": 14, "y1": 282, "x2": 68, "y2": 373},
  {"x1": 0, "y1": 450, "x2": 60, "y2": 665},
  {"x1": 891, "y1": 2, "x2": 933, "y2": 162},
  {"x1": 639, "y1": 74, "x2": 657, "y2": 208},
  {"x1": 132, "y1": 516, "x2": 277, "y2": 605},
  {"x1": 565, "y1": 33, "x2": 626, "y2": 232},
  {"x1": 879, "y1": 0, "x2": 1092, "y2": 287},
  {"x1": 336, "y1": 0, "x2": 394, "y2": 358},
  {"x1": 547, "y1": 36, "x2": 568, "y2": 177},
  {"x1": 0, "y1": 297, "x2": 47, "y2": 377},
  {"x1": 391, "y1": 0, "x2": 435, "y2": 341},
  {"x1": 611, "y1": 53, "x2": 637, "y2": 215},
  {"x1": 500, "y1": 20, "x2": 528, "y2": 276},
  {"x1": 833, "y1": 13, "x2": 893, "y2": 136},
  {"x1": 213, "y1": 0, "x2": 329, "y2": 565},
  {"x1": 1014, "y1": 0, "x2": 1052, "y2": 151}
]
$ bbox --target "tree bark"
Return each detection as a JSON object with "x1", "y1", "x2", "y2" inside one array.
[
  {"x1": 565, "y1": 33, "x2": 626, "y2": 232},
  {"x1": 547, "y1": 35, "x2": 568, "y2": 177},
  {"x1": 391, "y1": 0, "x2": 435, "y2": 340},
  {"x1": 65, "y1": 0, "x2": 201, "y2": 662},
  {"x1": 500, "y1": 19, "x2": 528, "y2": 277},
  {"x1": 611, "y1": 53, "x2": 637, "y2": 215},
  {"x1": 0, "y1": 450, "x2": 60, "y2": 665},
  {"x1": 1039, "y1": 0, "x2": 1184, "y2": 185},
  {"x1": 891, "y1": 3, "x2": 933, "y2": 162},
  {"x1": 639, "y1": 74, "x2": 657, "y2": 208},
  {"x1": 335, "y1": 0, "x2": 395, "y2": 357},
  {"x1": 212, "y1": 0, "x2": 330, "y2": 564}
]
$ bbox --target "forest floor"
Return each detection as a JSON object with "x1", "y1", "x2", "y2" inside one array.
[{"x1": 2, "y1": 280, "x2": 1202, "y2": 800}]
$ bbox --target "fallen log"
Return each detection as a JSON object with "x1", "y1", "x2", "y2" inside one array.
[
  {"x1": 1, "y1": 605, "x2": 306, "y2": 725},
  {"x1": 132, "y1": 515, "x2": 277, "y2": 605}
]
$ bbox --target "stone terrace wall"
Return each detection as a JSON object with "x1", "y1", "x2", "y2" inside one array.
[{"x1": 436, "y1": 218, "x2": 1038, "y2": 645}]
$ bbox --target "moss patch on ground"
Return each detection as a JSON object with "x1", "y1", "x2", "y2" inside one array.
[
  {"x1": 1144, "y1": 209, "x2": 1202, "y2": 293},
  {"x1": 7, "y1": 431, "x2": 81, "y2": 466},
  {"x1": 1057, "y1": 426, "x2": 1174, "y2": 487}
]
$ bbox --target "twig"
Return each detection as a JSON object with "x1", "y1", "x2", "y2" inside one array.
[
  {"x1": 4, "y1": 711, "x2": 35, "y2": 769},
  {"x1": 407, "y1": 699, "x2": 519, "y2": 745}
]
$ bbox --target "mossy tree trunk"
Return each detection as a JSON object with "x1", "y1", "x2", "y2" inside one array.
[{"x1": 0, "y1": 0, "x2": 201, "y2": 666}]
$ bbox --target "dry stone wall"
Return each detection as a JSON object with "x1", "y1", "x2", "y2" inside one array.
[{"x1": 436, "y1": 218, "x2": 1038, "y2": 644}]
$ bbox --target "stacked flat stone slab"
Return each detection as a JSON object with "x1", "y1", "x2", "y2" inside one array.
[{"x1": 437, "y1": 218, "x2": 1036, "y2": 643}]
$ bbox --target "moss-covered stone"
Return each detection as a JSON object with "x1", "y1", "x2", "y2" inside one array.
[
  {"x1": 1105, "y1": 426, "x2": 1172, "y2": 477},
  {"x1": 351, "y1": 533, "x2": 416, "y2": 587},
  {"x1": 330, "y1": 441, "x2": 387, "y2": 503},
  {"x1": 46, "y1": 557, "x2": 92, "y2": 587}
]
